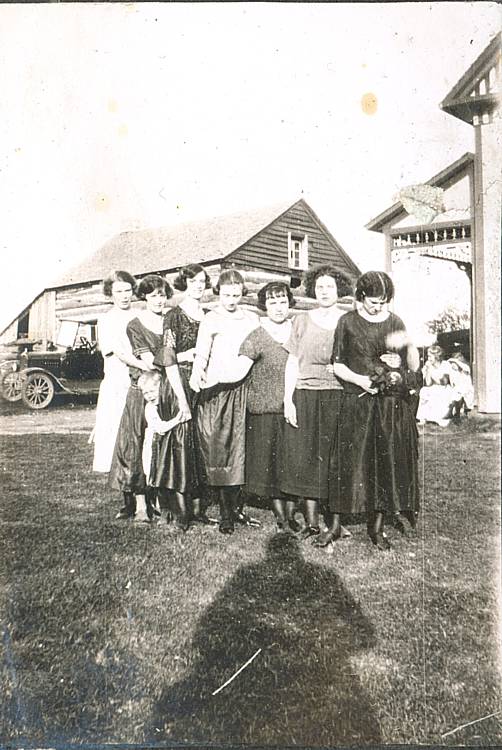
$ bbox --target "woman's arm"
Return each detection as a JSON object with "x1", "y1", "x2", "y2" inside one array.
[
  {"x1": 406, "y1": 344, "x2": 420, "y2": 372},
  {"x1": 216, "y1": 355, "x2": 254, "y2": 384},
  {"x1": 114, "y1": 349, "x2": 153, "y2": 371},
  {"x1": 283, "y1": 354, "x2": 299, "y2": 427},
  {"x1": 164, "y1": 365, "x2": 191, "y2": 420},
  {"x1": 332, "y1": 363, "x2": 375, "y2": 393},
  {"x1": 190, "y1": 317, "x2": 216, "y2": 392}
]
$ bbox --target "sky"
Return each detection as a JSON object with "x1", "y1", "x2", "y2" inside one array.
[{"x1": 0, "y1": 1, "x2": 500, "y2": 335}]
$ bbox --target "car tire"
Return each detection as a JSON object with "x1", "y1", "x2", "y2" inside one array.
[
  {"x1": 1, "y1": 370, "x2": 23, "y2": 402},
  {"x1": 21, "y1": 372, "x2": 55, "y2": 410}
]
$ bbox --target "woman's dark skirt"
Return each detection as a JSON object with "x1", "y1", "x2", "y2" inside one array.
[
  {"x1": 108, "y1": 386, "x2": 146, "y2": 494},
  {"x1": 195, "y1": 380, "x2": 247, "y2": 487},
  {"x1": 150, "y1": 363, "x2": 198, "y2": 494},
  {"x1": 280, "y1": 389, "x2": 342, "y2": 501},
  {"x1": 246, "y1": 412, "x2": 286, "y2": 498},
  {"x1": 328, "y1": 393, "x2": 420, "y2": 515}
]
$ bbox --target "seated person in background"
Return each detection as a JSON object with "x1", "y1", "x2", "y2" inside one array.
[
  {"x1": 138, "y1": 370, "x2": 184, "y2": 523},
  {"x1": 416, "y1": 345, "x2": 454, "y2": 427},
  {"x1": 447, "y1": 353, "x2": 474, "y2": 419}
]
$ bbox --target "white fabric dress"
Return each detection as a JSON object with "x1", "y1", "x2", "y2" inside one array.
[
  {"x1": 416, "y1": 360, "x2": 455, "y2": 424},
  {"x1": 92, "y1": 306, "x2": 136, "y2": 472}
]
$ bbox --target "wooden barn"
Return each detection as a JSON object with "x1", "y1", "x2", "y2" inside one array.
[
  {"x1": 0, "y1": 198, "x2": 360, "y2": 347},
  {"x1": 367, "y1": 33, "x2": 501, "y2": 413}
]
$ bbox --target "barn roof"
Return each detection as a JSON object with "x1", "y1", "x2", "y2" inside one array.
[
  {"x1": 52, "y1": 199, "x2": 302, "y2": 289},
  {"x1": 365, "y1": 153, "x2": 474, "y2": 233}
]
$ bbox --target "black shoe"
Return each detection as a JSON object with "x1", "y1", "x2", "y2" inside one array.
[
  {"x1": 312, "y1": 527, "x2": 341, "y2": 547},
  {"x1": 176, "y1": 515, "x2": 190, "y2": 532},
  {"x1": 369, "y1": 531, "x2": 391, "y2": 551},
  {"x1": 393, "y1": 514, "x2": 408, "y2": 535},
  {"x1": 298, "y1": 525, "x2": 320, "y2": 541},
  {"x1": 219, "y1": 518, "x2": 235, "y2": 535}
]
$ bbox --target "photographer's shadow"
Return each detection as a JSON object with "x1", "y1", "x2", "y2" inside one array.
[{"x1": 149, "y1": 533, "x2": 381, "y2": 746}]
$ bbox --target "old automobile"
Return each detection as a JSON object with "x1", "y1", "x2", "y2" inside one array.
[{"x1": 10, "y1": 320, "x2": 104, "y2": 409}]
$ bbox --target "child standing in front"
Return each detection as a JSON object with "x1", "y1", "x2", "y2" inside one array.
[{"x1": 138, "y1": 370, "x2": 184, "y2": 522}]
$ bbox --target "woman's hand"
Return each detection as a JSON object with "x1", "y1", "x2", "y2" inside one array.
[
  {"x1": 325, "y1": 363, "x2": 335, "y2": 375},
  {"x1": 284, "y1": 399, "x2": 298, "y2": 428},
  {"x1": 380, "y1": 352, "x2": 402, "y2": 369},
  {"x1": 357, "y1": 375, "x2": 378, "y2": 394},
  {"x1": 177, "y1": 401, "x2": 192, "y2": 422}
]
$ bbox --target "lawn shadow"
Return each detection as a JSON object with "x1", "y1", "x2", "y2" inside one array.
[{"x1": 148, "y1": 532, "x2": 381, "y2": 746}]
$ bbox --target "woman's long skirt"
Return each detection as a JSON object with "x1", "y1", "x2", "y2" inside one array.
[
  {"x1": 195, "y1": 381, "x2": 248, "y2": 487},
  {"x1": 92, "y1": 376, "x2": 130, "y2": 473},
  {"x1": 246, "y1": 413, "x2": 286, "y2": 498},
  {"x1": 328, "y1": 393, "x2": 420, "y2": 515},
  {"x1": 280, "y1": 389, "x2": 342, "y2": 501},
  {"x1": 150, "y1": 363, "x2": 198, "y2": 494},
  {"x1": 108, "y1": 386, "x2": 146, "y2": 494}
]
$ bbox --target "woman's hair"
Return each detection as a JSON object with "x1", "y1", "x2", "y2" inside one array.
[
  {"x1": 137, "y1": 369, "x2": 161, "y2": 392},
  {"x1": 173, "y1": 264, "x2": 212, "y2": 292},
  {"x1": 257, "y1": 281, "x2": 296, "y2": 311},
  {"x1": 102, "y1": 270, "x2": 137, "y2": 298},
  {"x1": 213, "y1": 268, "x2": 248, "y2": 296},
  {"x1": 137, "y1": 274, "x2": 173, "y2": 300},
  {"x1": 427, "y1": 345, "x2": 444, "y2": 360},
  {"x1": 303, "y1": 264, "x2": 351, "y2": 299},
  {"x1": 355, "y1": 271, "x2": 395, "y2": 303}
]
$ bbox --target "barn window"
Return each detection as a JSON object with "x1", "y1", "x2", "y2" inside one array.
[{"x1": 288, "y1": 232, "x2": 309, "y2": 270}]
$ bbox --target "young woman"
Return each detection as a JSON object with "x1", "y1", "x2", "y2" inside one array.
[
  {"x1": 108, "y1": 275, "x2": 172, "y2": 520},
  {"x1": 190, "y1": 269, "x2": 259, "y2": 534},
  {"x1": 214, "y1": 281, "x2": 300, "y2": 532},
  {"x1": 92, "y1": 270, "x2": 148, "y2": 473},
  {"x1": 319, "y1": 271, "x2": 420, "y2": 550},
  {"x1": 280, "y1": 265, "x2": 348, "y2": 540},
  {"x1": 150, "y1": 264, "x2": 214, "y2": 528}
]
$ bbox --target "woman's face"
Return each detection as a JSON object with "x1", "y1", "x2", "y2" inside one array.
[
  {"x1": 315, "y1": 275, "x2": 338, "y2": 307},
  {"x1": 427, "y1": 350, "x2": 440, "y2": 365},
  {"x1": 145, "y1": 287, "x2": 167, "y2": 314},
  {"x1": 186, "y1": 271, "x2": 207, "y2": 301},
  {"x1": 219, "y1": 283, "x2": 243, "y2": 312},
  {"x1": 111, "y1": 281, "x2": 133, "y2": 310},
  {"x1": 362, "y1": 295, "x2": 387, "y2": 316},
  {"x1": 265, "y1": 293, "x2": 290, "y2": 324}
]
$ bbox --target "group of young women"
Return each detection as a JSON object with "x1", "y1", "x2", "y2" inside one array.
[{"x1": 92, "y1": 262, "x2": 420, "y2": 551}]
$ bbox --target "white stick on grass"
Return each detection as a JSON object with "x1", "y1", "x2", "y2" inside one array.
[
  {"x1": 441, "y1": 710, "x2": 502, "y2": 739},
  {"x1": 211, "y1": 648, "x2": 262, "y2": 696}
]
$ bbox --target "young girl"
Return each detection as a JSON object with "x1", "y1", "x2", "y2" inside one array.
[
  {"x1": 138, "y1": 370, "x2": 184, "y2": 521},
  {"x1": 416, "y1": 345, "x2": 454, "y2": 427},
  {"x1": 108, "y1": 275, "x2": 171, "y2": 520},
  {"x1": 318, "y1": 271, "x2": 420, "y2": 551},
  {"x1": 190, "y1": 269, "x2": 259, "y2": 534}
]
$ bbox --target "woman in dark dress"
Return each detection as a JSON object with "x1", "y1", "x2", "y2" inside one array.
[
  {"x1": 108, "y1": 275, "x2": 172, "y2": 520},
  {"x1": 317, "y1": 271, "x2": 420, "y2": 550},
  {"x1": 150, "y1": 264, "x2": 214, "y2": 528}
]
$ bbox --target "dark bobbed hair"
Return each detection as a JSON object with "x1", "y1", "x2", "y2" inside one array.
[
  {"x1": 137, "y1": 274, "x2": 173, "y2": 300},
  {"x1": 213, "y1": 268, "x2": 248, "y2": 296},
  {"x1": 173, "y1": 264, "x2": 212, "y2": 292},
  {"x1": 102, "y1": 270, "x2": 137, "y2": 298},
  {"x1": 257, "y1": 281, "x2": 296, "y2": 311},
  {"x1": 304, "y1": 264, "x2": 352, "y2": 299},
  {"x1": 355, "y1": 271, "x2": 395, "y2": 303}
]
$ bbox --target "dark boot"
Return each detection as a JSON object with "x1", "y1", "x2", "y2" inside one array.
[
  {"x1": 115, "y1": 491, "x2": 136, "y2": 520},
  {"x1": 219, "y1": 489, "x2": 235, "y2": 535},
  {"x1": 368, "y1": 511, "x2": 391, "y2": 550}
]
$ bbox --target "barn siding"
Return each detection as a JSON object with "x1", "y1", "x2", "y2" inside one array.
[
  {"x1": 28, "y1": 291, "x2": 56, "y2": 343},
  {"x1": 228, "y1": 203, "x2": 357, "y2": 280}
]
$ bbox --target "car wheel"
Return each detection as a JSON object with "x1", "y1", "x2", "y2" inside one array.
[
  {"x1": 22, "y1": 372, "x2": 55, "y2": 409},
  {"x1": 1, "y1": 371, "x2": 23, "y2": 402}
]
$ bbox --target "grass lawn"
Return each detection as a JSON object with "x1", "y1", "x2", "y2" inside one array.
[{"x1": 1, "y1": 413, "x2": 501, "y2": 746}]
